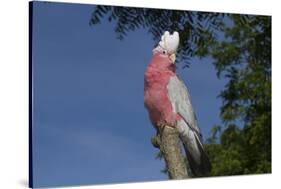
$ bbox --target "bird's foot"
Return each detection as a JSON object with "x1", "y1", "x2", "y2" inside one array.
[{"x1": 151, "y1": 135, "x2": 161, "y2": 149}]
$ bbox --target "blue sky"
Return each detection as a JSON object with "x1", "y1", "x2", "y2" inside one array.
[{"x1": 32, "y1": 1, "x2": 226, "y2": 188}]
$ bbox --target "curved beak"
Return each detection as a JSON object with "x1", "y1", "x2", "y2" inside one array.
[{"x1": 169, "y1": 53, "x2": 176, "y2": 64}]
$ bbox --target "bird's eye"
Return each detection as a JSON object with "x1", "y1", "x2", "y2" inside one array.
[{"x1": 162, "y1": 50, "x2": 167, "y2": 54}]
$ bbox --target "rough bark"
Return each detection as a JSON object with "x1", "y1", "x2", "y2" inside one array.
[{"x1": 151, "y1": 125, "x2": 189, "y2": 179}]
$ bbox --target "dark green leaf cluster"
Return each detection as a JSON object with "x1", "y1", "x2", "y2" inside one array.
[{"x1": 204, "y1": 15, "x2": 271, "y2": 176}]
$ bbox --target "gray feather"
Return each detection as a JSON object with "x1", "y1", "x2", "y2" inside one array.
[{"x1": 167, "y1": 75, "x2": 211, "y2": 176}]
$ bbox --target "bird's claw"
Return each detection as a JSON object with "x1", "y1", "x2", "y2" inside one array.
[{"x1": 151, "y1": 136, "x2": 160, "y2": 149}]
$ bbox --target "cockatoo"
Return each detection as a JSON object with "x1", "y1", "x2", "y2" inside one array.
[{"x1": 144, "y1": 31, "x2": 211, "y2": 176}]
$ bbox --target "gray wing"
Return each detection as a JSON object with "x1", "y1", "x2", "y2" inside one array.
[
  {"x1": 167, "y1": 75, "x2": 202, "y2": 138},
  {"x1": 167, "y1": 75, "x2": 211, "y2": 176}
]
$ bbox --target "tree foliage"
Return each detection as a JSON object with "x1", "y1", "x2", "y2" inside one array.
[
  {"x1": 204, "y1": 15, "x2": 271, "y2": 176},
  {"x1": 90, "y1": 5, "x2": 225, "y2": 66},
  {"x1": 90, "y1": 6, "x2": 271, "y2": 176}
]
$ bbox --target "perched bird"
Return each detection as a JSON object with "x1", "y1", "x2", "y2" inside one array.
[{"x1": 144, "y1": 31, "x2": 211, "y2": 176}]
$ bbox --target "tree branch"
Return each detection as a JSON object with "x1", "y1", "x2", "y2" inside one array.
[{"x1": 152, "y1": 125, "x2": 189, "y2": 179}]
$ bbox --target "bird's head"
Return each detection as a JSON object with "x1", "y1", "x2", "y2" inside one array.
[{"x1": 153, "y1": 31, "x2": 180, "y2": 64}]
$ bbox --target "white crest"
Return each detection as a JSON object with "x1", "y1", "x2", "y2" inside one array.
[{"x1": 158, "y1": 31, "x2": 180, "y2": 54}]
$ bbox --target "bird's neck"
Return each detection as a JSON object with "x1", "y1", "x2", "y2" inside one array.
[
  {"x1": 147, "y1": 54, "x2": 176, "y2": 73},
  {"x1": 144, "y1": 55, "x2": 176, "y2": 87}
]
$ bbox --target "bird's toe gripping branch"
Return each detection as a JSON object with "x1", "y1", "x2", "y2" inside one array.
[
  {"x1": 151, "y1": 123, "x2": 166, "y2": 149},
  {"x1": 151, "y1": 135, "x2": 161, "y2": 149}
]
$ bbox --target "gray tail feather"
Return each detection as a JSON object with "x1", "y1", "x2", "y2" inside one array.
[{"x1": 180, "y1": 133, "x2": 211, "y2": 177}]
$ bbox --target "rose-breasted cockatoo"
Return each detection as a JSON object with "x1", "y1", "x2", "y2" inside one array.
[{"x1": 144, "y1": 31, "x2": 211, "y2": 176}]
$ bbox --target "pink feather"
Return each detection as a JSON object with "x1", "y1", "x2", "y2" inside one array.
[{"x1": 144, "y1": 52, "x2": 178, "y2": 127}]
